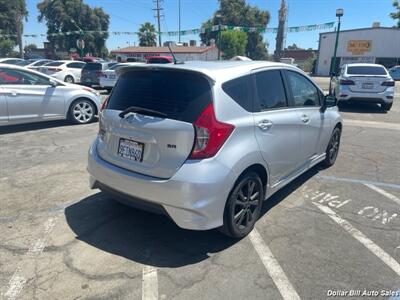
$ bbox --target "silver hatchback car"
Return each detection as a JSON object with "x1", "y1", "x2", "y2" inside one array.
[{"x1": 87, "y1": 61, "x2": 342, "y2": 238}]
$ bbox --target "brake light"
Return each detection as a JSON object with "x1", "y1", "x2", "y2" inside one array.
[
  {"x1": 101, "y1": 96, "x2": 109, "y2": 111},
  {"x1": 96, "y1": 71, "x2": 106, "y2": 78},
  {"x1": 340, "y1": 79, "x2": 355, "y2": 85},
  {"x1": 189, "y1": 104, "x2": 234, "y2": 159},
  {"x1": 381, "y1": 81, "x2": 395, "y2": 87}
]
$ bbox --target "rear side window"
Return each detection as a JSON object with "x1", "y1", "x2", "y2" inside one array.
[
  {"x1": 254, "y1": 70, "x2": 287, "y2": 110},
  {"x1": 67, "y1": 62, "x2": 85, "y2": 69},
  {"x1": 347, "y1": 66, "x2": 387, "y2": 75},
  {"x1": 34, "y1": 60, "x2": 51, "y2": 66},
  {"x1": 222, "y1": 75, "x2": 253, "y2": 112},
  {"x1": 107, "y1": 70, "x2": 212, "y2": 123},
  {"x1": 147, "y1": 57, "x2": 171, "y2": 64},
  {"x1": 83, "y1": 63, "x2": 102, "y2": 70}
]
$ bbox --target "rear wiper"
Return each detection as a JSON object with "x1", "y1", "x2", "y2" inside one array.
[{"x1": 119, "y1": 106, "x2": 167, "y2": 119}]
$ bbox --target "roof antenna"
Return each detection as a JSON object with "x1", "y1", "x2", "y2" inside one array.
[{"x1": 167, "y1": 44, "x2": 184, "y2": 64}]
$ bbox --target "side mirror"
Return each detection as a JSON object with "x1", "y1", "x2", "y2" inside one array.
[
  {"x1": 321, "y1": 95, "x2": 337, "y2": 112},
  {"x1": 49, "y1": 79, "x2": 58, "y2": 87}
]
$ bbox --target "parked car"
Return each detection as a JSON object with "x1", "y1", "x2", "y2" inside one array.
[
  {"x1": 40, "y1": 60, "x2": 86, "y2": 83},
  {"x1": 99, "y1": 62, "x2": 144, "y2": 92},
  {"x1": 146, "y1": 56, "x2": 173, "y2": 64},
  {"x1": 81, "y1": 62, "x2": 117, "y2": 88},
  {"x1": 330, "y1": 63, "x2": 394, "y2": 111},
  {"x1": 389, "y1": 66, "x2": 400, "y2": 80},
  {"x1": 0, "y1": 58, "x2": 25, "y2": 65},
  {"x1": 87, "y1": 61, "x2": 342, "y2": 238},
  {"x1": 0, "y1": 64, "x2": 101, "y2": 126}
]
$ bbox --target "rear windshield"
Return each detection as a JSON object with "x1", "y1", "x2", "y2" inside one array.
[
  {"x1": 107, "y1": 70, "x2": 212, "y2": 123},
  {"x1": 108, "y1": 64, "x2": 122, "y2": 70},
  {"x1": 147, "y1": 58, "x2": 171, "y2": 64},
  {"x1": 83, "y1": 63, "x2": 102, "y2": 70},
  {"x1": 34, "y1": 60, "x2": 51, "y2": 66},
  {"x1": 45, "y1": 61, "x2": 64, "y2": 67},
  {"x1": 15, "y1": 60, "x2": 30, "y2": 66},
  {"x1": 347, "y1": 66, "x2": 387, "y2": 75}
]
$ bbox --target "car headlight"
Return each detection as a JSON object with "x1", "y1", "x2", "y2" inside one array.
[{"x1": 83, "y1": 87, "x2": 100, "y2": 97}]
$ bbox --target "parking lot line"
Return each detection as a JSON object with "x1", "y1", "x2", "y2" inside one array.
[
  {"x1": 318, "y1": 175, "x2": 400, "y2": 190},
  {"x1": 364, "y1": 184, "x2": 400, "y2": 206},
  {"x1": 142, "y1": 266, "x2": 158, "y2": 300},
  {"x1": 313, "y1": 202, "x2": 400, "y2": 277},
  {"x1": 249, "y1": 228, "x2": 301, "y2": 300}
]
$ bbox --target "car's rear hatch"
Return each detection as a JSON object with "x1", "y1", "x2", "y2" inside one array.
[
  {"x1": 346, "y1": 65, "x2": 389, "y2": 93},
  {"x1": 97, "y1": 67, "x2": 213, "y2": 179}
]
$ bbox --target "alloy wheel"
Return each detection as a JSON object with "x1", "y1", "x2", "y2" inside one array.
[
  {"x1": 328, "y1": 129, "x2": 340, "y2": 162},
  {"x1": 233, "y1": 179, "x2": 261, "y2": 230},
  {"x1": 72, "y1": 101, "x2": 94, "y2": 124}
]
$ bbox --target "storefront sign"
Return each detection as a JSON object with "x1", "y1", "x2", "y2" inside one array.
[{"x1": 347, "y1": 40, "x2": 372, "y2": 55}]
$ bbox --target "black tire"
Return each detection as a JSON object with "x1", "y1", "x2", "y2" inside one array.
[
  {"x1": 219, "y1": 172, "x2": 264, "y2": 238},
  {"x1": 64, "y1": 75, "x2": 74, "y2": 83},
  {"x1": 68, "y1": 98, "x2": 96, "y2": 124},
  {"x1": 106, "y1": 87, "x2": 112, "y2": 93},
  {"x1": 322, "y1": 126, "x2": 341, "y2": 168},
  {"x1": 381, "y1": 103, "x2": 392, "y2": 111}
]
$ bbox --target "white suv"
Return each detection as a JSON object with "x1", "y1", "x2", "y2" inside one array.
[
  {"x1": 331, "y1": 63, "x2": 395, "y2": 111},
  {"x1": 87, "y1": 61, "x2": 342, "y2": 238}
]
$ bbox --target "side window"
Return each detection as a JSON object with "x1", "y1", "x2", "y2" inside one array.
[
  {"x1": 0, "y1": 68, "x2": 50, "y2": 85},
  {"x1": 285, "y1": 71, "x2": 320, "y2": 107},
  {"x1": 67, "y1": 62, "x2": 85, "y2": 69},
  {"x1": 254, "y1": 70, "x2": 287, "y2": 110},
  {"x1": 222, "y1": 75, "x2": 252, "y2": 112}
]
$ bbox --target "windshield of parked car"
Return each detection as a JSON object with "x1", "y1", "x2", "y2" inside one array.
[
  {"x1": 347, "y1": 66, "x2": 387, "y2": 75},
  {"x1": 15, "y1": 60, "x2": 31, "y2": 66}
]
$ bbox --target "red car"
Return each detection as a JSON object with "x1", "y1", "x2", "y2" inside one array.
[{"x1": 146, "y1": 56, "x2": 173, "y2": 64}]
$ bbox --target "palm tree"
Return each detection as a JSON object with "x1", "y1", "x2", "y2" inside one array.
[{"x1": 138, "y1": 22, "x2": 157, "y2": 46}]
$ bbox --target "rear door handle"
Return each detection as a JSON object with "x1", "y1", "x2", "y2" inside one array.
[
  {"x1": 5, "y1": 90, "x2": 18, "y2": 97},
  {"x1": 301, "y1": 114, "x2": 310, "y2": 123},
  {"x1": 258, "y1": 119, "x2": 273, "y2": 131}
]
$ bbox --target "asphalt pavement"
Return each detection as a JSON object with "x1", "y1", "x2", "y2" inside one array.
[{"x1": 0, "y1": 77, "x2": 399, "y2": 300}]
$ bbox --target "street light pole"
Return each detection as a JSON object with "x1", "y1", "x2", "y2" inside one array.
[
  {"x1": 216, "y1": 14, "x2": 222, "y2": 60},
  {"x1": 329, "y1": 8, "x2": 344, "y2": 95},
  {"x1": 71, "y1": 20, "x2": 84, "y2": 59}
]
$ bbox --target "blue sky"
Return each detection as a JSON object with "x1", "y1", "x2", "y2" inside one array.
[{"x1": 24, "y1": 0, "x2": 397, "y2": 53}]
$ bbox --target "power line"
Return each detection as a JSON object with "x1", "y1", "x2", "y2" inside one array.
[{"x1": 153, "y1": 0, "x2": 163, "y2": 46}]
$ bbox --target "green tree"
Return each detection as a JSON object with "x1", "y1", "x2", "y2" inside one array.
[
  {"x1": 220, "y1": 31, "x2": 248, "y2": 59},
  {"x1": 390, "y1": 1, "x2": 400, "y2": 27},
  {"x1": 200, "y1": 0, "x2": 270, "y2": 60},
  {"x1": 138, "y1": 22, "x2": 157, "y2": 47},
  {"x1": 24, "y1": 43, "x2": 38, "y2": 54},
  {"x1": 0, "y1": 0, "x2": 28, "y2": 57},
  {"x1": 286, "y1": 43, "x2": 303, "y2": 50},
  {"x1": 37, "y1": 0, "x2": 110, "y2": 57}
]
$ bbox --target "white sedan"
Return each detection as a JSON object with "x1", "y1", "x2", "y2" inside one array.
[
  {"x1": 0, "y1": 64, "x2": 101, "y2": 126},
  {"x1": 100, "y1": 62, "x2": 144, "y2": 91},
  {"x1": 40, "y1": 60, "x2": 86, "y2": 83}
]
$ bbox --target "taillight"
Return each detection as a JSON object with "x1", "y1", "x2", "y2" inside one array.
[
  {"x1": 189, "y1": 104, "x2": 234, "y2": 159},
  {"x1": 340, "y1": 79, "x2": 355, "y2": 85},
  {"x1": 101, "y1": 96, "x2": 109, "y2": 111},
  {"x1": 382, "y1": 81, "x2": 395, "y2": 87},
  {"x1": 96, "y1": 71, "x2": 106, "y2": 78}
]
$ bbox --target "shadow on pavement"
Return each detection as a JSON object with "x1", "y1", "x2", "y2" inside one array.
[
  {"x1": 65, "y1": 168, "x2": 319, "y2": 268},
  {"x1": 0, "y1": 120, "x2": 72, "y2": 134},
  {"x1": 338, "y1": 102, "x2": 386, "y2": 114}
]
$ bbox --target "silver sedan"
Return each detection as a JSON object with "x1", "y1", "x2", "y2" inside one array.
[{"x1": 0, "y1": 64, "x2": 101, "y2": 126}]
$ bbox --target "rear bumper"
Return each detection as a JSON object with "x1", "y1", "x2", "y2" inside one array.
[
  {"x1": 337, "y1": 86, "x2": 394, "y2": 103},
  {"x1": 87, "y1": 138, "x2": 237, "y2": 230}
]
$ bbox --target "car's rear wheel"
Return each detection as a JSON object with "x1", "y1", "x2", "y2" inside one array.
[
  {"x1": 64, "y1": 75, "x2": 74, "y2": 83},
  {"x1": 381, "y1": 103, "x2": 392, "y2": 111},
  {"x1": 68, "y1": 99, "x2": 95, "y2": 124},
  {"x1": 322, "y1": 126, "x2": 341, "y2": 168},
  {"x1": 220, "y1": 172, "x2": 264, "y2": 238}
]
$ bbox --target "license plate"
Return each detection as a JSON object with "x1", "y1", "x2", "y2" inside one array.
[
  {"x1": 362, "y1": 83, "x2": 373, "y2": 89},
  {"x1": 117, "y1": 138, "x2": 144, "y2": 162}
]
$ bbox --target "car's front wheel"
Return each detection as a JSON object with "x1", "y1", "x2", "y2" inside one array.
[
  {"x1": 220, "y1": 172, "x2": 264, "y2": 238},
  {"x1": 68, "y1": 99, "x2": 96, "y2": 124},
  {"x1": 322, "y1": 126, "x2": 341, "y2": 167}
]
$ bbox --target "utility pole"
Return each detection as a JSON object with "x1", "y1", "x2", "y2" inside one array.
[
  {"x1": 178, "y1": 0, "x2": 181, "y2": 43},
  {"x1": 153, "y1": 0, "x2": 163, "y2": 46},
  {"x1": 16, "y1": 12, "x2": 23, "y2": 58}
]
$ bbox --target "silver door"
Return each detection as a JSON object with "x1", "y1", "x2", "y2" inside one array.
[
  {"x1": 0, "y1": 67, "x2": 65, "y2": 124},
  {"x1": 252, "y1": 69, "x2": 301, "y2": 185},
  {"x1": 284, "y1": 70, "x2": 329, "y2": 162},
  {"x1": 0, "y1": 88, "x2": 8, "y2": 124}
]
